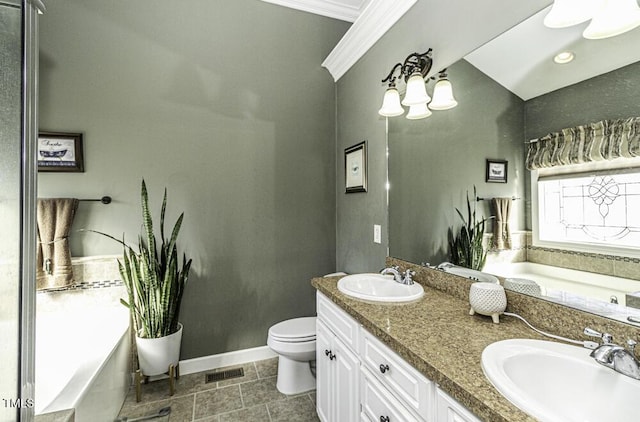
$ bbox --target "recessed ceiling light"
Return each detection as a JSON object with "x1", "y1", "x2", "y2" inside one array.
[{"x1": 554, "y1": 51, "x2": 575, "y2": 64}]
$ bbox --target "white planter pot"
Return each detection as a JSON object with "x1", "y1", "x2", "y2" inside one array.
[{"x1": 135, "y1": 323, "x2": 183, "y2": 376}]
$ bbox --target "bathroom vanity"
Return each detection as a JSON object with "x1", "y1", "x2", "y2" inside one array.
[
  {"x1": 313, "y1": 259, "x2": 640, "y2": 421},
  {"x1": 315, "y1": 290, "x2": 481, "y2": 422},
  {"x1": 312, "y1": 281, "x2": 531, "y2": 421}
]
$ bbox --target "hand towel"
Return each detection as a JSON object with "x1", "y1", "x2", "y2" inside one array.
[
  {"x1": 491, "y1": 198, "x2": 512, "y2": 250},
  {"x1": 36, "y1": 198, "x2": 79, "y2": 290}
]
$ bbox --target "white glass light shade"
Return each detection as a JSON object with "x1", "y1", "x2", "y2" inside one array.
[
  {"x1": 583, "y1": 0, "x2": 640, "y2": 39},
  {"x1": 428, "y1": 78, "x2": 458, "y2": 110},
  {"x1": 401, "y1": 72, "x2": 431, "y2": 106},
  {"x1": 378, "y1": 87, "x2": 404, "y2": 117},
  {"x1": 406, "y1": 103, "x2": 432, "y2": 120},
  {"x1": 543, "y1": 0, "x2": 602, "y2": 28}
]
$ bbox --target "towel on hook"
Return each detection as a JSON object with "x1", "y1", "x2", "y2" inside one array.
[
  {"x1": 491, "y1": 198, "x2": 512, "y2": 250},
  {"x1": 36, "y1": 198, "x2": 79, "y2": 290}
]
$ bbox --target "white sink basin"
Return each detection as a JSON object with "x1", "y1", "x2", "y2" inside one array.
[
  {"x1": 337, "y1": 273, "x2": 424, "y2": 303},
  {"x1": 482, "y1": 339, "x2": 638, "y2": 422},
  {"x1": 440, "y1": 264, "x2": 499, "y2": 283}
]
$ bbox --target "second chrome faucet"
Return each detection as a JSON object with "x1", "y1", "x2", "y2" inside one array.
[{"x1": 585, "y1": 327, "x2": 640, "y2": 380}]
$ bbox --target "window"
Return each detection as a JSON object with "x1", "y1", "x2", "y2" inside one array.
[{"x1": 533, "y1": 163, "x2": 640, "y2": 257}]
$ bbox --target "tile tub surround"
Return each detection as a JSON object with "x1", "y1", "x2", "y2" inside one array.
[
  {"x1": 312, "y1": 260, "x2": 640, "y2": 422},
  {"x1": 118, "y1": 358, "x2": 318, "y2": 422}
]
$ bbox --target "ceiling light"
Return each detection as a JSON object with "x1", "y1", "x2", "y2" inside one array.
[
  {"x1": 544, "y1": 0, "x2": 603, "y2": 28},
  {"x1": 553, "y1": 51, "x2": 575, "y2": 64},
  {"x1": 428, "y1": 71, "x2": 458, "y2": 110},
  {"x1": 583, "y1": 0, "x2": 640, "y2": 39}
]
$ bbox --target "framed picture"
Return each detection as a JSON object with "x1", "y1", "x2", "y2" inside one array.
[
  {"x1": 486, "y1": 159, "x2": 507, "y2": 183},
  {"x1": 37, "y1": 132, "x2": 84, "y2": 172},
  {"x1": 345, "y1": 141, "x2": 367, "y2": 193}
]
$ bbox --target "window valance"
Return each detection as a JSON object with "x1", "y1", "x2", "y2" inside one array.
[{"x1": 525, "y1": 117, "x2": 640, "y2": 170}]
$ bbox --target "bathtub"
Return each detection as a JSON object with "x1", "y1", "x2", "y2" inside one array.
[
  {"x1": 35, "y1": 286, "x2": 130, "y2": 421},
  {"x1": 483, "y1": 262, "x2": 640, "y2": 321}
]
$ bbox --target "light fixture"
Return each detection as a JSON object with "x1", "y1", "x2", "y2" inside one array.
[
  {"x1": 428, "y1": 70, "x2": 458, "y2": 110},
  {"x1": 378, "y1": 50, "x2": 433, "y2": 118},
  {"x1": 544, "y1": 0, "x2": 640, "y2": 39},
  {"x1": 553, "y1": 51, "x2": 576, "y2": 64},
  {"x1": 406, "y1": 103, "x2": 432, "y2": 120},
  {"x1": 378, "y1": 83, "x2": 405, "y2": 117},
  {"x1": 583, "y1": 0, "x2": 640, "y2": 39},
  {"x1": 402, "y1": 71, "x2": 431, "y2": 106}
]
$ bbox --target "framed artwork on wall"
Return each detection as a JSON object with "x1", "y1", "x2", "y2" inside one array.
[
  {"x1": 345, "y1": 141, "x2": 367, "y2": 193},
  {"x1": 37, "y1": 131, "x2": 84, "y2": 172},
  {"x1": 486, "y1": 159, "x2": 507, "y2": 183}
]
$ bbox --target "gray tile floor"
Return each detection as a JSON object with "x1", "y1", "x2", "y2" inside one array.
[{"x1": 117, "y1": 358, "x2": 319, "y2": 422}]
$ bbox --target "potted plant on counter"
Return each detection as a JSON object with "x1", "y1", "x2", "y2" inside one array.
[
  {"x1": 448, "y1": 186, "x2": 492, "y2": 271},
  {"x1": 90, "y1": 180, "x2": 192, "y2": 386}
]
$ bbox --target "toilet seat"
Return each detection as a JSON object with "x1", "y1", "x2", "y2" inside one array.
[{"x1": 268, "y1": 317, "x2": 316, "y2": 343}]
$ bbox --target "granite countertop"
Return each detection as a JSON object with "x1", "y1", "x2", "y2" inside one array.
[{"x1": 312, "y1": 276, "x2": 540, "y2": 422}]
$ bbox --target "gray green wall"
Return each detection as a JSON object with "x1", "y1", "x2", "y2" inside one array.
[
  {"x1": 37, "y1": 0, "x2": 349, "y2": 359},
  {"x1": 388, "y1": 59, "x2": 525, "y2": 265},
  {"x1": 335, "y1": 0, "x2": 549, "y2": 272}
]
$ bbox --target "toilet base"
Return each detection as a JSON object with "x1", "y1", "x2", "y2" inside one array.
[{"x1": 276, "y1": 355, "x2": 316, "y2": 395}]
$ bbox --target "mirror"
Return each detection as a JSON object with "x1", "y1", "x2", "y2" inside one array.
[{"x1": 388, "y1": 5, "x2": 640, "y2": 322}]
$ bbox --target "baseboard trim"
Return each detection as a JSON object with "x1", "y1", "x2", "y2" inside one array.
[{"x1": 179, "y1": 345, "x2": 278, "y2": 376}]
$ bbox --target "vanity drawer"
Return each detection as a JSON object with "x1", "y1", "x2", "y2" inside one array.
[
  {"x1": 360, "y1": 329, "x2": 433, "y2": 418},
  {"x1": 317, "y1": 292, "x2": 360, "y2": 352},
  {"x1": 361, "y1": 367, "x2": 422, "y2": 422}
]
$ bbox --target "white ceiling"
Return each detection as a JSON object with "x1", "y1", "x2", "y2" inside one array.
[
  {"x1": 465, "y1": 5, "x2": 640, "y2": 100},
  {"x1": 260, "y1": 0, "x2": 371, "y2": 22}
]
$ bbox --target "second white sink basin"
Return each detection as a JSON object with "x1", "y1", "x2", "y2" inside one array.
[
  {"x1": 337, "y1": 273, "x2": 424, "y2": 303},
  {"x1": 482, "y1": 338, "x2": 638, "y2": 422}
]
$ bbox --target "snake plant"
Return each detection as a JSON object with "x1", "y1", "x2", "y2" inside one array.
[
  {"x1": 90, "y1": 180, "x2": 192, "y2": 338},
  {"x1": 447, "y1": 187, "x2": 492, "y2": 271}
]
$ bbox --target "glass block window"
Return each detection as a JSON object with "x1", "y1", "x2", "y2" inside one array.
[{"x1": 538, "y1": 170, "x2": 640, "y2": 250}]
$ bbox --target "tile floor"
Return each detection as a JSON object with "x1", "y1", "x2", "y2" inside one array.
[{"x1": 117, "y1": 358, "x2": 319, "y2": 422}]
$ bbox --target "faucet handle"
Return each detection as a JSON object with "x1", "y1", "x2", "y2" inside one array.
[
  {"x1": 627, "y1": 339, "x2": 637, "y2": 355},
  {"x1": 584, "y1": 327, "x2": 613, "y2": 344},
  {"x1": 403, "y1": 269, "x2": 415, "y2": 284}
]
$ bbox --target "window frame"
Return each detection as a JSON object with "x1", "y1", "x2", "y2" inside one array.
[{"x1": 531, "y1": 157, "x2": 640, "y2": 258}]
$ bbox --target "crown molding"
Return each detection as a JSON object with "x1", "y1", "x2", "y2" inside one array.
[
  {"x1": 322, "y1": 0, "x2": 417, "y2": 81},
  {"x1": 261, "y1": 0, "x2": 369, "y2": 22}
]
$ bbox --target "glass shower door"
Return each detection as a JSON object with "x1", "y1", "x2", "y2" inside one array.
[{"x1": 0, "y1": 1, "x2": 41, "y2": 421}]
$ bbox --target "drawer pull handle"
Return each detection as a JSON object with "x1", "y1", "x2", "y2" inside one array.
[
  {"x1": 380, "y1": 416, "x2": 390, "y2": 422},
  {"x1": 379, "y1": 363, "x2": 390, "y2": 374},
  {"x1": 325, "y1": 349, "x2": 336, "y2": 360}
]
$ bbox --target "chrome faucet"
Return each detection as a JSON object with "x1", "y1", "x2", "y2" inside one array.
[
  {"x1": 380, "y1": 266, "x2": 415, "y2": 285},
  {"x1": 584, "y1": 327, "x2": 640, "y2": 380}
]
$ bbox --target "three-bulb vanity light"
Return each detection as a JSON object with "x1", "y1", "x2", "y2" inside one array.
[
  {"x1": 544, "y1": 0, "x2": 640, "y2": 39},
  {"x1": 378, "y1": 49, "x2": 457, "y2": 120}
]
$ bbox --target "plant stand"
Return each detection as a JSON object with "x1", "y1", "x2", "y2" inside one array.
[{"x1": 135, "y1": 363, "x2": 180, "y2": 403}]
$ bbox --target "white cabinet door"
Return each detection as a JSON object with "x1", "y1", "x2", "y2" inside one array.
[
  {"x1": 316, "y1": 319, "x2": 333, "y2": 422},
  {"x1": 316, "y1": 317, "x2": 360, "y2": 422},
  {"x1": 435, "y1": 388, "x2": 481, "y2": 422},
  {"x1": 333, "y1": 335, "x2": 360, "y2": 422},
  {"x1": 361, "y1": 367, "x2": 421, "y2": 422}
]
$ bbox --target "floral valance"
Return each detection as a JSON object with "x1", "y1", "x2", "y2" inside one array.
[{"x1": 525, "y1": 117, "x2": 640, "y2": 170}]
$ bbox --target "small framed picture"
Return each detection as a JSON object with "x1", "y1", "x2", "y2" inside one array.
[
  {"x1": 486, "y1": 159, "x2": 507, "y2": 183},
  {"x1": 345, "y1": 141, "x2": 367, "y2": 193},
  {"x1": 37, "y1": 132, "x2": 84, "y2": 172}
]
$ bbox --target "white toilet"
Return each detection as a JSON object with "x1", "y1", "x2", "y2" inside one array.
[{"x1": 267, "y1": 316, "x2": 317, "y2": 395}]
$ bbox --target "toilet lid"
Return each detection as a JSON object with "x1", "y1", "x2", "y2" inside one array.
[{"x1": 269, "y1": 317, "x2": 316, "y2": 342}]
